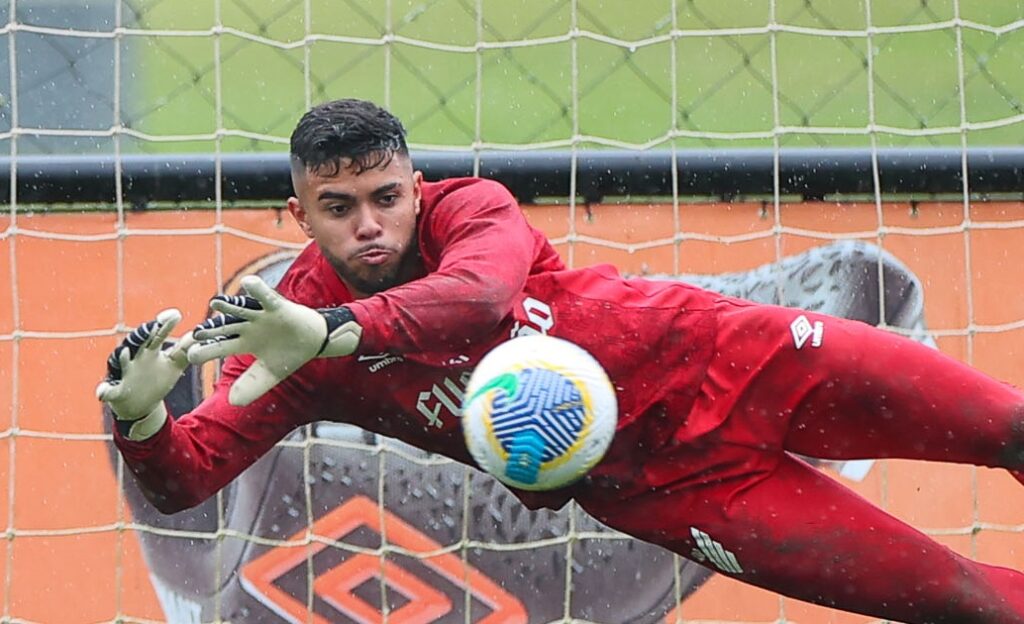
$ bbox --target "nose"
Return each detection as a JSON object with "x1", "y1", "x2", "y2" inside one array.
[{"x1": 353, "y1": 204, "x2": 383, "y2": 240}]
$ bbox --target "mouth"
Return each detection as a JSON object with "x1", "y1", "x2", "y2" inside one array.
[{"x1": 354, "y1": 246, "x2": 393, "y2": 266}]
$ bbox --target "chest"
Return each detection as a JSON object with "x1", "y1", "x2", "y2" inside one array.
[{"x1": 332, "y1": 354, "x2": 476, "y2": 436}]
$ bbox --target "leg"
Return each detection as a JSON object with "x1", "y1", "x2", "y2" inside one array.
[
  {"x1": 778, "y1": 310, "x2": 1024, "y2": 471},
  {"x1": 704, "y1": 300, "x2": 1024, "y2": 472},
  {"x1": 587, "y1": 454, "x2": 1024, "y2": 624}
]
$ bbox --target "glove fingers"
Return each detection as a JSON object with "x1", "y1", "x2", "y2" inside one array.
[
  {"x1": 106, "y1": 344, "x2": 125, "y2": 380},
  {"x1": 105, "y1": 343, "x2": 138, "y2": 381},
  {"x1": 107, "y1": 310, "x2": 177, "y2": 380},
  {"x1": 145, "y1": 308, "x2": 182, "y2": 349},
  {"x1": 193, "y1": 315, "x2": 247, "y2": 341},
  {"x1": 186, "y1": 338, "x2": 242, "y2": 365},
  {"x1": 228, "y1": 359, "x2": 283, "y2": 406},
  {"x1": 124, "y1": 320, "x2": 158, "y2": 356},
  {"x1": 240, "y1": 275, "x2": 283, "y2": 312},
  {"x1": 95, "y1": 379, "x2": 119, "y2": 402},
  {"x1": 209, "y1": 295, "x2": 262, "y2": 320},
  {"x1": 212, "y1": 294, "x2": 262, "y2": 310},
  {"x1": 118, "y1": 346, "x2": 133, "y2": 372},
  {"x1": 165, "y1": 330, "x2": 197, "y2": 365}
]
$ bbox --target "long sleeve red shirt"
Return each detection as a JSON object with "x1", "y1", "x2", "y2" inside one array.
[{"x1": 114, "y1": 177, "x2": 718, "y2": 513}]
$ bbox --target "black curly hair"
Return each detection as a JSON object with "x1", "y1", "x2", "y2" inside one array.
[{"x1": 290, "y1": 99, "x2": 409, "y2": 177}]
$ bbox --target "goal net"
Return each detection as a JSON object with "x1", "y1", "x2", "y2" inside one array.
[{"x1": 2, "y1": 1, "x2": 1024, "y2": 623}]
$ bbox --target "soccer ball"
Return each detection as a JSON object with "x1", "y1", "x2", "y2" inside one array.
[{"x1": 461, "y1": 334, "x2": 618, "y2": 491}]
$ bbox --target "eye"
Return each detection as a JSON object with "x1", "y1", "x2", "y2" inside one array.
[
  {"x1": 379, "y1": 194, "x2": 399, "y2": 207},
  {"x1": 326, "y1": 204, "x2": 350, "y2": 216}
]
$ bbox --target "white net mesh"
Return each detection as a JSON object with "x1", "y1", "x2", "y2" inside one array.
[{"x1": 2, "y1": 1, "x2": 1024, "y2": 623}]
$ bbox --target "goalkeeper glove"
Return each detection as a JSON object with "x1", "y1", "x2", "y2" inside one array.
[
  {"x1": 96, "y1": 308, "x2": 194, "y2": 441},
  {"x1": 187, "y1": 275, "x2": 362, "y2": 407}
]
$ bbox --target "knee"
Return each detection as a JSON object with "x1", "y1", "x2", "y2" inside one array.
[{"x1": 919, "y1": 563, "x2": 1023, "y2": 624}]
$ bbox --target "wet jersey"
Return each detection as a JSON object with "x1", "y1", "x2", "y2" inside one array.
[{"x1": 115, "y1": 177, "x2": 719, "y2": 511}]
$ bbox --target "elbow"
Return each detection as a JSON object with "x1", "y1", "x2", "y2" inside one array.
[
  {"x1": 136, "y1": 479, "x2": 211, "y2": 515},
  {"x1": 434, "y1": 276, "x2": 516, "y2": 339},
  {"x1": 148, "y1": 496, "x2": 199, "y2": 516},
  {"x1": 464, "y1": 296, "x2": 513, "y2": 340},
  {"x1": 479, "y1": 298, "x2": 512, "y2": 331},
  {"x1": 472, "y1": 281, "x2": 519, "y2": 327},
  {"x1": 430, "y1": 300, "x2": 508, "y2": 350}
]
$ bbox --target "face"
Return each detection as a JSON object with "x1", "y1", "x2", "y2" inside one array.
[{"x1": 288, "y1": 154, "x2": 422, "y2": 299}]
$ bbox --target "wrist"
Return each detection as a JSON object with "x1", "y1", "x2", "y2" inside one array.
[
  {"x1": 317, "y1": 307, "x2": 363, "y2": 357},
  {"x1": 114, "y1": 402, "x2": 168, "y2": 441}
]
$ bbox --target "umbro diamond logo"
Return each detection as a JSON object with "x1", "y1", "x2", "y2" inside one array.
[
  {"x1": 689, "y1": 527, "x2": 743, "y2": 574},
  {"x1": 790, "y1": 314, "x2": 824, "y2": 350}
]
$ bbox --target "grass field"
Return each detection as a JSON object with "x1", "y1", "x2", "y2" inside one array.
[{"x1": 117, "y1": 0, "x2": 1024, "y2": 152}]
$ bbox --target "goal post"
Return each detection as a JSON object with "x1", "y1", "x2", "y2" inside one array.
[{"x1": 3, "y1": 0, "x2": 1024, "y2": 622}]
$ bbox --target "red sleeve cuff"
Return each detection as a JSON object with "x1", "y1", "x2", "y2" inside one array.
[
  {"x1": 345, "y1": 301, "x2": 387, "y2": 354},
  {"x1": 112, "y1": 415, "x2": 172, "y2": 461}
]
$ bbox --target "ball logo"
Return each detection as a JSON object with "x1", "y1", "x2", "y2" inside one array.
[
  {"x1": 462, "y1": 335, "x2": 617, "y2": 492},
  {"x1": 473, "y1": 367, "x2": 592, "y2": 485}
]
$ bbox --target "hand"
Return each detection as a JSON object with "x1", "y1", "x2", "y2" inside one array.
[
  {"x1": 96, "y1": 308, "x2": 195, "y2": 439},
  {"x1": 188, "y1": 275, "x2": 362, "y2": 407}
]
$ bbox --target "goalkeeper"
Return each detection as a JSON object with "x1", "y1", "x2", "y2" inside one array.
[{"x1": 99, "y1": 98, "x2": 1024, "y2": 623}]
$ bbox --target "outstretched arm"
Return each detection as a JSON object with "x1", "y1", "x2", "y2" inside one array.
[
  {"x1": 189, "y1": 179, "x2": 553, "y2": 406},
  {"x1": 347, "y1": 179, "x2": 547, "y2": 355},
  {"x1": 114, "y1": 360, "x2": 313, "y2": 514},
  {"x1": 100, "y1": 312, "x2": 317, "y2": 513}
]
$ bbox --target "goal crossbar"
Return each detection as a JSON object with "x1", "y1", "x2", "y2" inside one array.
[{"x1": 3, "y1": 147, "x2": 1023, "y2": 205}]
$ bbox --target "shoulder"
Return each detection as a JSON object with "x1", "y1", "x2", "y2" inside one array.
[
  {"x1": 275, "y1": 243, "x2": 349, "y2": 307},
  {"x1": 418, "y1": 178, "x2": 522, "y2": 239},
  {"x1": 421, "y1": 177, "x2": 516, "y2": 215}
]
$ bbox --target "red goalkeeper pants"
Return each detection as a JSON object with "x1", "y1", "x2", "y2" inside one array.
[{"x1": 579, "y1": 298, "x2": 1024, "y2": 624}]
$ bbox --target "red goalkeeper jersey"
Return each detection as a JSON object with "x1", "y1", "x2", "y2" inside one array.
[{"x1": 114, "y1": 177, "x2": 719, "y2": 512}]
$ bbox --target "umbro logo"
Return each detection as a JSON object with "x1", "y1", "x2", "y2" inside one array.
[
  {"x1": 790, "y1": 314, "x2": 824, "y2": 350},
  {"x1": 358, "y1": 353, "x2": 403, "y2": 372},
  {"x1": 357, "y1": 353, "x2": 392, "y2": 362}
]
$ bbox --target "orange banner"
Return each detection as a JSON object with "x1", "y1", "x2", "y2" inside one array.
[{"x1": 0, "y1": 200, "x2": 1022, "y2": 623}]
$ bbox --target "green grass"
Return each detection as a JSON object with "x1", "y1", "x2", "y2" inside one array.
[{"x1": 122, "y1": 0, "x2": 1024, "y2": 152}]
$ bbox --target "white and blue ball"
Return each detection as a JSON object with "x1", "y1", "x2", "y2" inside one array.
[{"x1": 461, "y1": 335, "x2": 617, "y2": 491}]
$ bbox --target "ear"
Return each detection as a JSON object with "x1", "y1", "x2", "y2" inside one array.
[
  {"x1": 286, "y1": 196, "x2": 314, "y2": 238},
  {"x1": 412, "y1": 170, "x2": 424, "y2": 215}
]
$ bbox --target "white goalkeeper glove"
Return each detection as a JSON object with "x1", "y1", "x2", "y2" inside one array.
[
  {"x1": 96, "y1": 308, "x2": 195, "y2": 441},
  {"x1": 187, "y1": 275, "x2": 362, "y2": 407}
]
